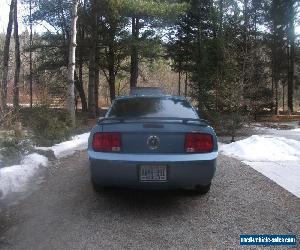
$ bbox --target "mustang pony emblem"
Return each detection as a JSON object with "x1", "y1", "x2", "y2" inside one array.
[{"x1": 147, "y1": 135, "x2": 160, "y2": 150}]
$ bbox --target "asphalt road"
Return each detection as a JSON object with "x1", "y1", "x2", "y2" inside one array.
[{"x1": 0, "y1": 152, "x2": 299, "y2": 250}]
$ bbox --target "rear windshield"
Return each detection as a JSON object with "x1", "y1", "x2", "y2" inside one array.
[{"x1": 107, "y1": 97, "x2": 198, "y2": 119}]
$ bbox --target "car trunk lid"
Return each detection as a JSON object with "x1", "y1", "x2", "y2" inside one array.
[{"x1": 100, "y1": 120, "x2": 209, "y2": 154}]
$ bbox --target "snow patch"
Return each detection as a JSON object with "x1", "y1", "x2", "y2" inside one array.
[
  {"x1": 51, "y1": 133, "x2": 90, "y2": 158},
  {"x1": 291, "y1": 128, "x2": 300, "y2": 132},
  {"x1": 0, "y1": 132, "x2": 90, "y2": 200},
  {"x1": 244, "y1": 161, "x2": 300, "y2": 198},
  {"x1": 220, "y1": 135, "x2": 300, "y2": 198},
  {"x1": 220, "y1": 135, "x2": 300, "y2": 162},
  {"x1": 22, "y1": 153, "x2": 48, "y2": 166},
  {"x1": 0, "y1": 153, "x2": 48, "y2": 199},
  {"x1": 36, "y1": 132, "x2": 90, "y2": 158}
]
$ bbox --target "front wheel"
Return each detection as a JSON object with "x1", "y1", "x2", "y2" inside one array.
[{"x1": 194, "y1": 183, "x2": 211, "y2": 195}]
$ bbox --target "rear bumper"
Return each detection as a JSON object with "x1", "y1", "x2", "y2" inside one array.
[{"x1": 88, "y1": 151, "x2": 217, "y2": 188}]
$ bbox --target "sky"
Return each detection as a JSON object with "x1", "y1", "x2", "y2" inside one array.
[
  {"x1": 0, "y1": 0, "x2": 299, "y2": 35},
  {"x1": 0, "y1": 0, "x2": 23, "y2": 33},
  {"x1": 0, "y1": 0, "x2": 51, "y2": 34}
]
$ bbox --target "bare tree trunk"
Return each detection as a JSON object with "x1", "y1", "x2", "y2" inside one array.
[
  {"x1": 108, "y1": 44, "x2": 116, "y2": 102},
  {"x1": 216, "y1": 0, "x2": 224, "y2": 111},
  {"x1": 271, "y1": 26, "x2": 279, "y2": 115},
  {"x1": 88, "y1": 47, "x2": 96, "y2": 116},
  {"x1": 282, "y1": 82, "x2": 285, "y2": 112},
  {"x1": 94, "y1": 15, "x2": 101, "y2": 116},
  {"x1": 287, "y1": 39, "x2": 294, "y2": 113},
  {"x1": 77, "y1": 62, "x2": 87, "y2": 111},
  {"x1": 74, "y1": 71, "x2": 87, "y2": 111},
  {"x1": 0, "y1": 0, "x2": 14, "y2": 114},
  {"x1": 240, "y1": 0, "x2": 249, "y2": 100},
  {"x1": 67, "y1": 0, "x2": 78, "y2": 127},
  {"x1": 271, "y1": 51, "x2": 275, "y2": 113},
  {"x1": 218, "y1": 0, "x2": 224, "y2": 34},
  {"x1": 13, "y1": 0, "x2": 20, "y2": 110},
  {"x1": 94, "y1": 64, "x2": 100, "y2": 116},
  {"x1": 87, "y1": 0, "x2": 97, "y2": 117},
  {"x1": 287, "y1": 2, "x2": 295, "y2": 113},
  {"x1": 130, "y1": 17, "x2": 139, "y2": 88},
  {"x1": 178, "y1": 71, "x2": 181, "y2": 96},
  {"x1": 77, "y1": 26, "x2": 87, "y2": 112},
  {"x1": 29, "y1": 0, "x2": 33, "y2": 108},
  {"x1": 184, "y1": 72, "x2": 188, "y2": 97},
  {"x1": 275, "y1": 77, "x2": 279, "y2": 115}
]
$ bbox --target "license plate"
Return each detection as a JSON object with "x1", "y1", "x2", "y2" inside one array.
[{"x1": 139, "y1": 165, "x2": 167, "y2": 182}]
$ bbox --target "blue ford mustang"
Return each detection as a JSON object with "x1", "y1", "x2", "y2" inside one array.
[{"x1": 88, "y1": 93, "x2": 218, "y2": 194}]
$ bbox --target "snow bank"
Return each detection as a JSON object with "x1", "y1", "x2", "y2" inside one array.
[
  {"x1": 51, "y1": 133, "x2": 90, "y2": 158},
  {"x1": 220, "y1": 134, "x2": 300, "y2": 198},
  {"x1": 0, "y1": 132, "x2": 90, "y2": 200},
  {"x1": 0, "y1": 153, "x2": 48, "y2": 199},
  {"x1": 292, "y1": 128, "x2": 300, "y2": 132},
  {"x1": 220, "y1": 135, "x2": 300, "y2": 162},
  {"x1": 36, "y1": 132, "x2": 90, "y2": 158}
]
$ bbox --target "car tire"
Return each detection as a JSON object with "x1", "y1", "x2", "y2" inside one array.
[
  {"x1": 91, "y1": 177, "x2": 104, "y2": 193},
  {"x1": 194, "y1": 183, "x2": 211, "y2": 195}
]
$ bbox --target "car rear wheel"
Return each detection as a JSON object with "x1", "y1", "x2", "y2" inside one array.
[
  {"x1": 91, "y1": 177, "x2": 105, "y2": 193},
  {"x1": 194, "y1": 183, "x2": 211, "y2": 195}
]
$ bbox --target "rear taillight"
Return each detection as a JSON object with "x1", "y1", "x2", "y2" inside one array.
[
  {"x1": 92, "y1": 132, "x2": 121, "y2": 152},
  {"x1": 185, "y1": 133, "x2": 213, "y2": 153}
]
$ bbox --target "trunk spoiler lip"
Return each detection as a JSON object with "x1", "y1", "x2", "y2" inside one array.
[{"x1": 97, "y1": 117, "x2": 210, "y2": 126}]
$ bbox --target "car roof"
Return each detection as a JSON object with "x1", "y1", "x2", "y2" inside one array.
[
  {"x1": 114, "y1": 95, "x2": 187, "y2": 101},
  {"x1": 129, "y1": 87, "x2": 164, "y2": 96}
]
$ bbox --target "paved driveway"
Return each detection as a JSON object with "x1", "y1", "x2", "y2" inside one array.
[{"x1": 0, "y1": 152, "x2": 299, "y2": 249}]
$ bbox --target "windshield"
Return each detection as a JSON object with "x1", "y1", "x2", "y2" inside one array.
[{"x1": 107, "y1": 97, "x2": 198, "y2": 119}]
